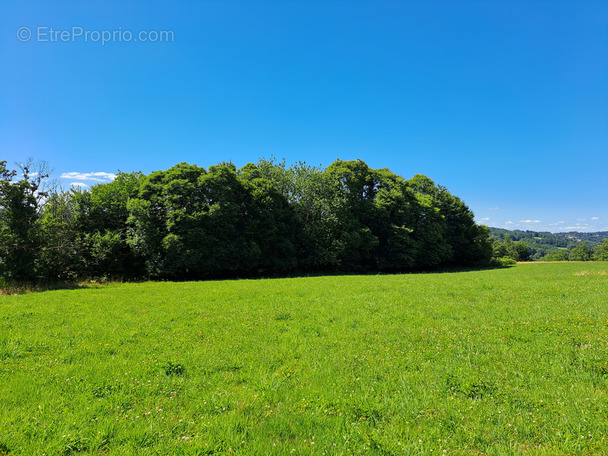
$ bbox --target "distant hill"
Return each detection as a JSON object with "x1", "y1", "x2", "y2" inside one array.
[{"x1": 487, "y1": 227, "x2": 608, "y2": 260}]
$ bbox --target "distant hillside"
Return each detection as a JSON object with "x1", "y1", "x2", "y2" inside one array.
[
  {"x1": 487, "y1": 227, "x2": 608, "y2": 260},
  {"x1": 552, "y1": 231, "x2": 608, "y2": 245}
]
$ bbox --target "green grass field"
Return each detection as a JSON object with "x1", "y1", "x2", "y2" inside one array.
[{"x1": 1, "y1": 263, "x2": 607, "y2": 455}]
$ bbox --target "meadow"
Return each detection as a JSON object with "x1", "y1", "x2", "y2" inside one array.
[{"x1": 1, "y1": 263, "x2": 607, "y2": 455}]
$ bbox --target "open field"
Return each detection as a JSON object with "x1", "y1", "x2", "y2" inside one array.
[{"x1": 1, "y1": 263, "x2": 607, "y2": 455}]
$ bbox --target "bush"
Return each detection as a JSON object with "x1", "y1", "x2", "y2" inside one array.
[
  {"x1": 490, "y1": 257, "x2": 516, "y2": 267},
  {"x1": 541, "y1": 251, "x2": 569, "y2": 261}
]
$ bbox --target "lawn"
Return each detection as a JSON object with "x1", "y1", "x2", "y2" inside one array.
[{"x1": 1, "y1": 263, "x2": 607, "y2": 455}]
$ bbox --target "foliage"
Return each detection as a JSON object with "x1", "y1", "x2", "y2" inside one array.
[
  {"x1": 1, "y1": 158, "x2": 493, "y2": 282},
  {"x1": 1, "y1": 263, "x2": 607, "y2": 454},
  {"x1": 0, "y1": 160, "x2": 51, "y2": 281},
  {"x1": 407, "y1": 174, "x2": 492, "y2": 266},
  {"x1": 490, "y1": 256, "x2": 517, "y2": 267},
  {"x1": 569, "y1": 241, "x2": 594, "y2": 261},
  {"x1": 491, "y1": 235, "x2": 531, "y2": 262},
  {"x1": 594, "y1": 239, "x2": 608, "y2": 261},
  {"x1": 541, "y1": 250, "x2": 569, "y2": 261},
  {"x1": 37, "y1": 190, "x2": 83, "y2": 281},
  {"x1": 36, "y1": 172, "x2": 145, "y2": 281},
  {"x1": 489, "y1": 227, "x2": 608, "y2": 261}
]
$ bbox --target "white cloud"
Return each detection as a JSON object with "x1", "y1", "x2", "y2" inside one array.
[
  {"x1": 519, "y1": 220, "x2": 541, "y2": 224},
  {"x1": 70, "y1": 182, "x2": 89, "y2": 188},
  {"x1": 591, "y1": 217, "x2": 599, "y2": 220},
  {"x1": 488, "y1": 207, "x2": 500, "y2": 211},
  {"x1": 564, "y1": 226, "x2": 594, "y2": 231},
  {"x1": 505, "y1": 221, "x2": 514, "y2": 225},
  {"x1": 479, "y1": 217, "x2": 490, "y2": 221},
  {"x1": 60, "y1": 171, "x2": 116, "y2": 182},
  {"x1": 549, "y1": 221, "x2": 565, "y2": 226}
]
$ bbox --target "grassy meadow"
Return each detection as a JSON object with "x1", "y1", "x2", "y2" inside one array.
[{"x1": 1, "y1": 263, "x2": 607, "y2": 455}]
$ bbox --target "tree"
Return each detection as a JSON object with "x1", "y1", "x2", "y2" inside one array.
[
  {"x1": 128, "y1": 162, "x2": 264, "y2": 279},
  {"x1": 325, "y1": 159, "x2": 381, "y2": 271},
  {"x1": 2, "y1": 157, "x2": 497, "y2": 282},
  {"x1": 71, "y1": 171, "x2": 145, "y2": 278},
  {"x1": 569, "y1": 241, "x2": 594, "y2": 261},
  {"x1": 255, "y1": 159, "x2": 344, "y2": 271},
  {"x1": 372, "y1": 169, "x2": 418, "y2": 270},
  {"x1": 492, "y1": 239, "x2": 508, "y2": 259},
  {"x1": 238, "y1": 163, "x2": 299, "y2": 274},
  {"x1": 0, "y1": 160, "x2": 51, "y2": 281},
  {"x1": 512, "y1": 241, "x2": 531, "y2": 262},
  {"x1": 541, "y1": 251, "x2": 569, "y2": 261},
  {"x1": 127, "y1": 162, "x2": 208, "y2": 278},
  {"x1": 595, "y1": 239, "x2": 608, "y2": 261},
  {"x1": 405, "y1": 174, "x2": 491, "y2": 267},
  {"x1": 37, "y1": 189, "x2": 82, "y2": 281},
  {"x1": 403, "y1": 175, "x2": 451, "y2": 267}
]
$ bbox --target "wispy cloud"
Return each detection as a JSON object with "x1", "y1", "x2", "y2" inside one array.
[
  {"x1": 488, "y1": 207, "x2": 500, "y2": 211},
  {"x1": 505, "y1": 221, "x2": 514, "y2": 225},
  {"x1": 549, "y1": 221, "x2": 565, "y2": 226},
  {"x1": 69, "y1": 182, "x2": 90, "y2": 188},
  {"x1": 591, "y1": 217, "x2": 599, "y2": 220},
  {"x1": 479, "y1": 217, "x2": 490, "y2": 221},
  {"x1": 60, "y1": 171, "x2": 116, "y2": 183},
  {"x1": 519, "y1": 220, "x2": 541, "y2": 224}
]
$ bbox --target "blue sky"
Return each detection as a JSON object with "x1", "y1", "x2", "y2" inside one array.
[{"x1": 2, "y1": 0, "x2": 607, "y2": 233}]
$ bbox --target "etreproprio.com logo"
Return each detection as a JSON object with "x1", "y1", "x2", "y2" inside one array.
[{"x1": 17, "y1": 26, "x2": 174, "y2": 45}]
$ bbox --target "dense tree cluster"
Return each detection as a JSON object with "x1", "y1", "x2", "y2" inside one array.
[
  {"x1": 0, "y1": 158, "x2": 493, "y2": 282},
  {"x1": 491, "y1": 235, "x2": 531, "y2": 262}
]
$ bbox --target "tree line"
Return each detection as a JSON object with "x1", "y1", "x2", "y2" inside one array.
[
  {"x1": 0, "y1": 158, "x2": 494, "y2": 283},
  {"x1": 489, "y1": 228, "x2": 608, "y2": 262}
]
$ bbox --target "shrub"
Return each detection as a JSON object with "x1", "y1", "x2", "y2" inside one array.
[{"x1": 490, "y1": 257, "x2": 516, "y2": 267}]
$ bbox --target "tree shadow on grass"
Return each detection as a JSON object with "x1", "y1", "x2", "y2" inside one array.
[
  {"x1": 0, "y1": 280, "x2": 95, "y2": 295},
  {"x1": 1, "y1": 263, "x2": 517, "y2": 294},
  {"x1": 183, "y1": 262, "x2": 517, "y2": 284}
]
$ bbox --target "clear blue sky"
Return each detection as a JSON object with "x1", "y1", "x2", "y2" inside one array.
[{"x1": 2, "y1": 0, "x2": 607, "y2": 232}]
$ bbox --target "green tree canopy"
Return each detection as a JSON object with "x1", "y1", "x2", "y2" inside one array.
[
  {"x1": 595, "y1": 239, "x2": 608, "y2": 261},
  {"x1": 2, "y1": 158, "x2": 496, "y2": 283},
  {"x1": 569, "y1": 242, "x2": 594, "y2": 261},
  {"x1": 0, "y1": 160, "x2": 50, "y2": 281}
]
